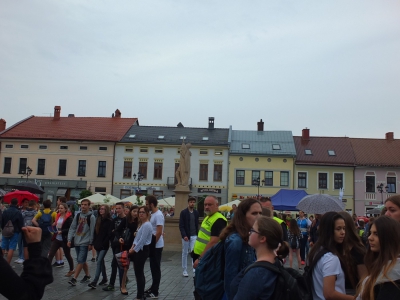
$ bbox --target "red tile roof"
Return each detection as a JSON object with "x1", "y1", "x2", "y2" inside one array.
[
  {"x1": 350, "y1": 138, "x2": 400, "y2": 167},
  {"x1": 0, "y1": 116, "x2": 138, "y2": 142},
  {"x1": 294, "y1": 136, "x2": 356, "y2": 166}
]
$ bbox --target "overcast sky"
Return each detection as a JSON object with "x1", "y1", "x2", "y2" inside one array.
[{"x1": 1, "y1": 1, "x2": 399, "y2": 138}]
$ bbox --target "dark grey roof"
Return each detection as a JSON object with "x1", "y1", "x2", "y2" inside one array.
[
  {"x1": 120, "y1": 125, "x2": 229, "y2": 146},
  {"x1": 230, "y1": 130, "x2": 296, "y2": 156}
]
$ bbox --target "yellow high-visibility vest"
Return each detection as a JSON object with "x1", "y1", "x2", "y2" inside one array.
[{"x1": 193, "y1": 212, "x2": 227, "y2": 255}]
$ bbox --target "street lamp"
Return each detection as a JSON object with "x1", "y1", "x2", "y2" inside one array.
[
  {"x1": 377, "y1": 183, "x2": 389, "y2": 204},
  {"x1": 21, "y1": 166, "x2": 32, "y2": 181},
  {"x1": 133, "y1": 172, "x2": 144, "y2": 194},
  {"x1": 252, "y1": 177, "x2": 265, "y2": 199}
]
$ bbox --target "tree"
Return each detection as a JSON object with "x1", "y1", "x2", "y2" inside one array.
[{"x1": 79, "y1": 189, "x2": 92, "y2": 199}]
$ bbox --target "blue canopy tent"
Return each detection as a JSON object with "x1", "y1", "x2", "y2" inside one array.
[{"x1": 270, "y1": 189, "x2": 308, "y2": 211}]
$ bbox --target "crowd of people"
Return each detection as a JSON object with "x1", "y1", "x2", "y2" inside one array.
[{"x1": 2, "y1": 193, "x2": 400, "y2": 299}]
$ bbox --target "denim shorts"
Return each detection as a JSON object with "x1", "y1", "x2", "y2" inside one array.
[
  {"x1": 1, "y1": 232, "x2": 19, "y2": 250},
  {"x1": 75, "y1": 245, "x2": 89, "y2": 264}
]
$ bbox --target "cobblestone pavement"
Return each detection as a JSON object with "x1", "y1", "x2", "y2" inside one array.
[{"x1": 1, "y1": 249, "x2": 195, "y2": 300}]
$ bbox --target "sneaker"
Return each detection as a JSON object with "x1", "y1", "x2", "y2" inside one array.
[
  {"x1": 65, "y1": 270, "x2": 75, "y2": 277},
  {"x1": 183, "y1": 271, "x2": 188, "y2": 277},
  {"x1": 148, "y1": 293, "x2": 158, "y2": 299},
  {"x1": 301, "y1": 260, "x2": 305, "y2": 265},
  {"x1": 88, "y1": 282, "x2": 97, "y2": 289},
  {"x1": 52, "y1": 262, "x2": 58, "y2": 267},
  {"x1": 98, "y1": 278, "x2": 108, "y2": 286},
  {"x1": 56, "y1": 262, "x2": 65, "y2": 268},
  {"x1": 68, "y1": 278, "x2": 77, "y2": 286},
  {"x1": 80, "y1": 275, "x2": 91, "y2": 283},
  {"x1": 14, "y1": 258, "x2": 24, "y2": 264},
  {"x1": 102, "y1": 285, "x2": 115, "y2": 291},
  {"x1": 91, "y1": 257, "x2": 96, "y2": 262}
]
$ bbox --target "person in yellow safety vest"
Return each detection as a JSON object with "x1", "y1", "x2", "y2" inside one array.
[
  {"x1": 259, "y1": 197, "x2": 288, "y2": 242},
  {"x1": 193, "y1": 196, "x2": 227, "y2": 268},
  {"x1": 358, "y1": 219, "x2": 365, "y2": 237}
]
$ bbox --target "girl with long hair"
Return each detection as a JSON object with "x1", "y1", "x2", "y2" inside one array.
[
  {"x1": 230, "y1": 216, "x2": 289, "y2": 299},
  {"x1": 117, "y1": 205, "x2": 139, "y2": 295},
  {"x1": 338, "y1": 211, "x2": 367, "y2": 292},
  {"x1": 88, "y1": 205, "x2": 112, "y2": 289},
  {"x1": 307, "y1": 212, "x2": 354, "y2": 300},
  {"x1": 356, "y1": 216, "x2": 400, "y2": 300},
  {"x1": 47, "y1": 203, "x2": 74, "y2": 277},
  {"x1": 287, "y1": 218, "x2": 302, "y2": 269},
  {"x1": 385, "y1": 195, "x2": 400, "y2": 222},
  {"x1": 129, "y1": 206, "x2": 153, "y2": 300},
  {"x1": 219, "y1": 198, "x2": 262, "y2": 300}
]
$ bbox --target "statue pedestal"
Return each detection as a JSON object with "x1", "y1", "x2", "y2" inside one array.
[{"x1": 173, "y1": 186, "x2": 191, "y2": 219}]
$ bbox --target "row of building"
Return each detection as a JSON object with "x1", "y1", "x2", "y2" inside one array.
[{"x1": 1, "y1": 106, "x2": 399, "y2": 216}]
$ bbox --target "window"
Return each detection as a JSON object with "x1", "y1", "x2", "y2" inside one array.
[
  {"x1": 123, "y1": 161, "x2": 132, "y2": 178},
  {"x1": 236, "y1": 170, "x2": 245, "y2": 185},
  {"x1": 242, "y1": 143, "x2": 250, "y2": 149},
  {"x1": 298, "y1": 172, "x2": 307, "y2": 188},
  {"x1": 39, "y1": 145, "x2": 47, "y2": 150},
  {"x1": 202, "y1": 137, "x2": 209, "y2": 141},
  {"x1": 158, "y1": 135, "x2": 165, "y2": 139},
  {"x1": 140, "y1": 147, "x2": 148, "y2": 153},
  {"x1": 5, "y1": 144, "x2": 13, "y2": 148},
  {"x1": 3, "y1": 157, "x2": 11, "y2": 174},
  {"x1": 128, "y1": 134, "x2": 136, "y2": 138},
  {"x1": 21, "y1": 145, "x2": 29, "y2": 149},
  {"x1": 139, "y1": 162, "x2": 148, "y2": 179},
  {"x1": 200, "y1": 149, "x2": 208, "y2": 155},
  {"x1": 37, "y1": 159, "x2": 45, "y2": 175},
  {"x1": 80, "y1": 146, "x2": 88, "y2": 150},
  {"x1": 155, "y1": 148, "x2": 163, "y2": 154},
  {"x1": 214, "y1": 164, "x2": 222, "y2": 181},
  {"x1": 58, "y1": 159, "x2": 67, "y2": 176},
  {"x1": 125, "y1": 147, "x2": 133, "y2": 153},
  {"x1": 19, "y1": 158, "x2": 27, "y2": 174},
  {"x1": 78, "y1": 160, "x2": 86, "y2": 176},
  {"x1": 60, "y1": 146, "x2": 68, "y2": 150},
  {"x1": 99, "y1": 146, "x2": 107, "y2": 151},
  {"x1": 98, "y1": 161, "x2": 106, "y2": 177},
  {"x1": 334, "y1": 173, "x2": 343, "y2": 189},
  {"x1": 154, "y1": 162, "x2": 163, "y2": 179},
  {"x1": 199, "y1": 164, "x2": 208, "y2": 181},
  {"x1": 180, "y1": 136, "x2": 186, "y2": 140},
  {"x1": 95, "y1": 187, "x2": 106, "y2": 195},
  {"x1": 252, "y1": 171, "x2": 260, "y2": 183},
  {"x1": 305, "y1": 149, "x2": 312, "y2": 155},
  {"x1": 366, "y1": 176, "x2": 375, "y2": 192},
  {"x1": 272, "y1": 144, "x2": 281, "y2": 150},
  {"x1": 319, "y1": 173, "x2": 328, "y2": 189},
  {"x1": 387, "y1": 177, "x2": 396, "y2": 193},
  {"x1": 280, "y1": 171, "x2": 289, "y2": 186},
  {"x1": 214, "y1": 150, "x2": 222, "y2": 156},
  {"x1": 264, "y1": 171, "x2": 273, "y2": 186},
  {"x1": 328, "y1": 150, "x2": 336, "y2": 156}
]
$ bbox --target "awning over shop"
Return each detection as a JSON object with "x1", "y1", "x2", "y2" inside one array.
[{"x1": 56, "y1": 188, "x2": 67, "y2": 196}]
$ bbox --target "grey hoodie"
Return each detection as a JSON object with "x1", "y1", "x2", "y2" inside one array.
[{"x1": 67, "y1": 212, "x2": 96, "y2": 246}]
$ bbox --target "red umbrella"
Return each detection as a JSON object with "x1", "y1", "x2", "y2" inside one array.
[{"x1": 3, "y1": 190, "x2": 39, "y2": 205}]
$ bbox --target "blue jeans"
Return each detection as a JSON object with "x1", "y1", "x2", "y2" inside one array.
[
  {"x1": 93, "y1": 249, "x2": 108, "y2": 283},
  {"x1": 75, "y1": 245, "x2": 89, "y2": 264}
]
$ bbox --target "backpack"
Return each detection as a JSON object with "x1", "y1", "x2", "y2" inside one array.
[
  {"x1": 2, "y1": 211, "x2": 18, "y2": 238},
  {"x1": 194, "y1": 241, "x2": 225, "y2": 300},
  {"x1": 38, "y1": 209, "x2": 53, "y2": 232},
  {"x1": 290, "y1": 234, "x2": 299, "y2": 249},
  {"x1": 244, "y1": 260, "x2": 310, "y2": 300},
  {"x1": 23, "y1": 210, "x2": 37, "y2": 227},
  {"x1": 303, "y1": 248, "x2": 331, "y2": 300}
]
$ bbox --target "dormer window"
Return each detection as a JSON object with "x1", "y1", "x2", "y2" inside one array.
[
  {"x1": 328, "y1": 150, "x2": 336, "y2": 156},
  {"x1": 129, "y1": 134, "x2": 136, "y2": 138},
  {"x1": 305, "y1": 149, "x2": 312, "y2": 155},
  {"x1": 242, "y1": 143, "x2": 250, "y2": 149},
  {"x1": 272, "y1": 144, "x2": 281, "y2": 150},
  {"x1": 158, "y1": 135, "x2": 165, "y2": 139}
]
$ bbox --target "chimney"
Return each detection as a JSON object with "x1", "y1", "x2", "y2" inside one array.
[
  {"x1": 257, "y1": 119, "x2": 264, "y2": 131},
  {"x1": 54, "y1": 106, "x2": 61, "y2": 120},
  {"x1": 302, "y1": 128, "x2": 310, "y2": 141},
  {"x1": 114, "y1": 109, "x2": 121, "y2": 118},
  {"x1": 208, "y1": 117, "x2": 215, "y2": 130},
  {"x1": 0, "y1": 119, "x2": 6, "y2": 132},
  {"x1": 386, "y1": 132, "x2": 394, "y2": 141},
  {"x1": 68, "y1": 114, "x2": 75, "y2": 118}
]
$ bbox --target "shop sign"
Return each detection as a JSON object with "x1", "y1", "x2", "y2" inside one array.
[{"x1": 197, "y1": 188, "x2": 221, "y2": 194}]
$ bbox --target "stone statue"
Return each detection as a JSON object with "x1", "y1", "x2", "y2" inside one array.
[{"x1": 175, "y1": 142, "x2": 192, "y2": 187}]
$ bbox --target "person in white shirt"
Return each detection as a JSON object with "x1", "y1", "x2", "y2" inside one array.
[
  {"x1": 145, "y1": 195, "x2": 165, "y2": 299},
  {"x1": 307, "y1": 211, "x2": 354, "y2": 300}
]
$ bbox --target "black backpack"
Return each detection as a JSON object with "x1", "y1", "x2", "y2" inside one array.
[
  {"x1": 290, "y1": 234, "x2": 299, "y2": 249},
  {"x1": 244, "y1": 260, "x2": 311, "y2": 300},
  {"x1": 194, "y1": 241, "x2": 225, "y2": 300}
]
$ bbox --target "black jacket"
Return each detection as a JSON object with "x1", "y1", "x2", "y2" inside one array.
[
  {"x1": 93, "y1": 217, "x2": 112, "y2": 251},
  {"x1": 1, "y1": 205, "x2": 24, "y2": 234},
  {"x1": 179, "y1": 208, "x2": 199, "y2": 239},
  {"x1": 115, "y1": 218, "x2": 138, "y2": 251},
  {"x1": 60, "y1": 215, "x2": 73, "y2": 242},
  {"x1": 0, "y1": 242, "x2": 53, "y2": 299}
]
